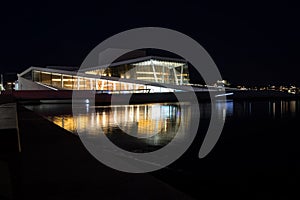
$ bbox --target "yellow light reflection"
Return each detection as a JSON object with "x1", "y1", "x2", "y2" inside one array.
[{"x1": 48, "y1": 104, "x2": 182, "y2": 138}]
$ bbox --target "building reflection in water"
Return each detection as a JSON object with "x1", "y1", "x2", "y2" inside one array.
[
  {"x1": 24, "y1": 99, "x2": 299, "y2": 153},
  {"x1": 48, "y1": 102, "x2": 234, "y2": 137},
  {"x1": 27, "y1": 100, "x2": 298, "y2": 139},
  {"x1": 47, "y1": 104, "x2": 189, "y2": 147},
  {"x1": 42, "y1": 101, "x2": 234, "y2": 151},
  {"x1": 27, "y1": 99, "x2": 300, "y2": 151}
]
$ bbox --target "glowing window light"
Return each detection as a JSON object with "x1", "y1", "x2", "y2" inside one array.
[
  {"x1": 136, "y1": 77, "x2": 162, "y2": 80},
  {"x1": 61, "y1": 78, "x2": 75, "y2": 81},
  {"x1": 52, "y1": 73, "x2": 62, "y2": 76},
  {"x1": 136, "y1": 71, "x2": 156, "y2": 74},
  {"x1": 136, "y1": 71, "x2": 170, "y2": 75},
  {"x1": 41, "y1": 71, "x2": 51, "y2": 75},
  {"x1": 52, "y1": 79, "x2": 62, "y2": 81}
]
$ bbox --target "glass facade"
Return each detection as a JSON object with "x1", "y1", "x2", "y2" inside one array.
[
  {"x1": 62, "y1": 75, "x2": 74, "y2": 89},
  {"x1": 40, "y1": 71, "x2": 51, "y2": 85},
  {"x1": 30, "y1": 70, "x2": 175, "y2": 93},
  {"x1": 20, "y1": 57, "x2": 190, "y2": 93},
  {"x1": 85, "y1": 59, "x2": 189, "y2": 85}
]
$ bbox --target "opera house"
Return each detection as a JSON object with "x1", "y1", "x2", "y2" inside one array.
[{"x1": 17, "y1": 56, "x2": 194, "y2": 93}]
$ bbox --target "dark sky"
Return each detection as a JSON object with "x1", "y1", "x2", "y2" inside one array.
[{"x1": 0, "y1": 1, "x2": 299, "y2": 86}]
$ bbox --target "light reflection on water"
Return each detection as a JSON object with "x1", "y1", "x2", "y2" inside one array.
[
  {"x1": 26, "y1": 102, "x2": 232, "y2": 135},
  {"x1": 50, "y1": 104, "x2": 182, "y2": 137},
  {"x1": 232, "y1": 100, "x2": 299, "y2": 118},
  {"x1": 25, "y1": 100, "x2": 299, "y2": 151},
  {"x1": 27, "y1": 103, "x2": 198, "y2": 151}
]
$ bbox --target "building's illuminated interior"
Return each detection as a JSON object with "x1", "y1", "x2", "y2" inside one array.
[
  {"x1": 17, "y1": 56, "x2": 191, "y2": 93},
  {"x1": 84, "y1": 58, "x2": 189, "y2": 85}
]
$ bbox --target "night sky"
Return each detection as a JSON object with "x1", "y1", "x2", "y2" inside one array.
[{"x1": 1, "y1": 1, "x2": 299, "y2": 86}]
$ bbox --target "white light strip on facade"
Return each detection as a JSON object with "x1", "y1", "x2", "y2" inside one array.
[
  {"x1": 52, "y1": 73, "x2": 62, "y2": 76},
  {"x1": 60, "y1": 79, "x2": 75, "y2": 81},
  {"x1": 136, "y1": 72, "x2": 170, "y2": 75},
  {"x1": 215, "y1": 93, "x2": 233, "y2": 97},
  {"x1": 132, "y1": 59, "x2": 184, "y2": 67},
  {"x1": 136, "y1": 71, "x2": 157, "y2": 74},
  {"x1": 36, "y1": 82, "x2": 58, "y2": 90},
  {"x1": 41, "y1": 72, "x2": 51, "y2": 75}
]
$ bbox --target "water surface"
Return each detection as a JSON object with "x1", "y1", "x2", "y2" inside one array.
[{"x1": 25, "y1": 99, "x2": 300, "y2": 198}]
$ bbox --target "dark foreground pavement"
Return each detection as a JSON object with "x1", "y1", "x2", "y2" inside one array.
[{"x1": 2, "y1": 105, "x2": 194, "y2": 199}]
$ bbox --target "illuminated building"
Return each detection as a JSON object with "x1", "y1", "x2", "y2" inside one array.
[{"x1": 17, "y1": 56, "x2": 191, "y2": 93}]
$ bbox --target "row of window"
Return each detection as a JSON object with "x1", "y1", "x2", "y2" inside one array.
[{"x1": 32, "y1": 70, "x2": 176, "y2": 93}]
